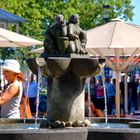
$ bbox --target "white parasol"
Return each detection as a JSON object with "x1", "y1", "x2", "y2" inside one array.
[{"x1": 86, "y1": 19, "x2": 140, "y2": 117}]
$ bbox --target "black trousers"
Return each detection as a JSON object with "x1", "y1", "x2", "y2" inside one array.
[{"x1": 29, "y1": 97, "x2": 36, "y2": 113}]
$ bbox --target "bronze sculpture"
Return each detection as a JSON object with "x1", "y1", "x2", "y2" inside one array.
[
  {"x1": 67, "y1": 14, "x2": 87, "y2": 54},
  {"x1": 43, "y1": 14, "x2": 87, "y2": 55},
  {"x1": 44, "y1": 14, "x2": 68, "y2": 54}
]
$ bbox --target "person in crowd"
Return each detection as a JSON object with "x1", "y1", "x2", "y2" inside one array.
[
  {"x1": 0, "y1": 59, "x2": 23, "y2": 118},
  {"x1": 120, "y1": 75, "x2": 126, "y2": 114},
  {"x1": 38, "y1": 79, "x2": 47, "y2": 117},
  {"x1": 137, "y1": 77, "x2": 140, "y2": 108},
  {"x1": 24, "y1": 73, "x2": 38, "y2": 116},
  {"x1": 120, "y1": 75, "x2": 133, "y2": 115},
  {"x1": 105, "y1": 77, "x2": 116, "y2": 115},
  {"x1": 137, "y1": 77, "x2": 140, "y2": 92},
  {"x1": 96, "y1": 77, "x2": 105, "y2": 111},
  {"x1": 0, "y1": 80, "x2": 1, "y2": 90},
  {"x1": 89, "y1": 77, "x2": 97, "y2": 107},
  {"x1": 85, "y1": 90, "x2": 104, "y2": 117},
  {"x1": 112, "y1": 79, "x2": 116, "y2": 87},
  {"x1": 20, "y1": 88, "x2": 32, "y2": 119},
  {"x1": 85, "y1": 77, "x2": 97, "y2": 107},
  {"x1": 19, "y1": 73, "x2": 32, "y2": 119},
  {"x1": 128, "y1": 76, "x2": 139, "y2": 112}
]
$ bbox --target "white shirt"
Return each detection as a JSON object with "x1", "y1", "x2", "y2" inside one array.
[{"x1": 1, "y1": 80, "x2": 23, "y2": 118}]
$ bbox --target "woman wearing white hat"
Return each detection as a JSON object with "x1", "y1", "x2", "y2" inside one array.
[{"x1": 0, "y1": 59, "x2": 23, "y2": 118}]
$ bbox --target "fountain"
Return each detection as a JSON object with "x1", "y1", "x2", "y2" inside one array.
[
  {"x1": 31, "y1": 14, "x2": 101, "y2": 126},
  {"x1": 0, "y1": 14, "x2": 140, "y2": 140}
]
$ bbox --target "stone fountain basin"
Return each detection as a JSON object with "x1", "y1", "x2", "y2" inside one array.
[
  {"x1": 0, "y1": 118, "x2": 41, "y2": 129},
  {"x1": 0, "y1": 118, "x2": 140, "y2": 140},
  {"x1": 26, "y1": 57, "x2": 101, "y2": 78},
  {"x1": 46, "y1": 57, "x2": 101, "y2": 78}
]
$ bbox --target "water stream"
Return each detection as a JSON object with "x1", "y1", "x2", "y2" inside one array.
[
  {"x1": 87, "y1": 77, "x2": 92, "y2": 121},
  {"x1": 34, "y1": 66, "x2": 42, "y2": 129},
  {"x1": 87, "y1": 62, "x2": 108, "y2": 126},
  {"x1": 23, "y1": 70, "x2": 32, "y2": 124},
  {"x1": 0, "y1": 61, "x2": 4, "y2": 91},
  {"x1": 23, "y1": 66, "x2": 42, "y2": 129},
  {"x1": 90, "y1": 123, "x2": 128, "y2": 128},
  {"x1": 89, "y1": 62, "x2": 109, "y2": 128},
  {"x1": 100, "y1": 65, "x2": 108, "y2": 126}
]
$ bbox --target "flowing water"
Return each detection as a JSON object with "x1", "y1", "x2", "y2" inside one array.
[
  {"x1": 87, "y1": 63, "x2": 108, "y2": 124},
  {"x1": 100, "y1": 66, "x2": 108, "y2": 125},
  {"x1": 90, "y1": 123, "x2": 128, "y2": 128},
  {"x1": 34, "y1": 66, "x2": 42, "y2": 129},
  {"x1": 0, "y1": 123, "x2": 40, "y2": 129},
  {"x1": 87, "y1": 77, "x2": 92, "y2": 120},
  {"x1": 0, "y1": 61, "x2": 4, "y2": 91},
  {"x1": 23, "y1": 70, "x2": 32, "y2": 124},
  {"x1": 23, "y1": 66, "x2": 42, "y2": 129}
]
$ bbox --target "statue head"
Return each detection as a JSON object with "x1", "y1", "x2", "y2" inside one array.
[
  {"x1": 69, "y1": 14, "x2": 79, "y2": 24},
  {"x1": 54, "y1": 14, "x2": 65, "y2": 25}
]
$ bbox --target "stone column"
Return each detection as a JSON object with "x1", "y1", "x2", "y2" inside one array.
[
  {"x1": 47, "y1": 71, "x2": 85, "y2": 122},
  {"x1": 44, "y1": 58, "x2": 100, "y2": 122}
]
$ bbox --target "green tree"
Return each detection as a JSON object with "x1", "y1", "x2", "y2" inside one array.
[{"x1": 0, "y1": 0, "x2": 134, "y2": 61}]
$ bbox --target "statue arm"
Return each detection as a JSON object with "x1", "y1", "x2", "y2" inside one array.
[{"x1": 68, "y1": 24, "x2": 78, "y2": 40}]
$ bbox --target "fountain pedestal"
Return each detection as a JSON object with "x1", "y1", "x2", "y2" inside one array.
[{"x1": 28, "y1": 57, "x2": 101, "y2": 123}]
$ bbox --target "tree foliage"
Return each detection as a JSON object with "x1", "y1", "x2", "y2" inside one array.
[{"x1": 0, "y1": 0, "x2": 134, "y2": 60}]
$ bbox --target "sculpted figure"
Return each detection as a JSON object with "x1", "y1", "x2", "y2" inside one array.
[
  {"x1": 66, "y1": 14, "x2": 87, "y2": 54},
  {"x1": 44, "y1": 14, "x2": 69, "y2": 54}
]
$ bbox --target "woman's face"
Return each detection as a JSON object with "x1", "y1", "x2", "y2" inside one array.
[{"x1": 3, "y1": 70, "x2": 16, "y2": 81}]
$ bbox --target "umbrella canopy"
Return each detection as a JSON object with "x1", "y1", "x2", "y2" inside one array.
[
  {"x1": 87, "y1": 19, "x2": 140, "y2": 49},
  {"x1": 0, "y1": 27, "x2": 43, "y2": 47},
  {"x1": 0, "y1": 8, "x2": 26, "y2": 23},
  {"x1": 86, "y1": 19, "x2": 140, "y2": 70},
  {"x1": 86, "y1": 19, "x2": 140, "y2": 117},
  {"x1": 30, "y1": 47, "x2": 44, "y2": 53}
]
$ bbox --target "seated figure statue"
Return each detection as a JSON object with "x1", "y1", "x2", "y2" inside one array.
[
  {"x1": 66, "y1": 14, "x2": 87, "y2": 54},
  {"x1": 44, "y1": 14, "x2": 69, "y2": 55}
]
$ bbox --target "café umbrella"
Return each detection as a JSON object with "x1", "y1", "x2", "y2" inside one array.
[
  {"x1": 0, "y1": 27, "x2": 43, "y2": 47},
  {"x1": 86, "y1": 19, "x2": 140, "y2": 117},
  {"x1": 0, "y1": 27, "x2": 43, "y2": 91}
]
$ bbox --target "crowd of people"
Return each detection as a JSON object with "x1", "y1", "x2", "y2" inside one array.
[
  {"x1": 120, "y1": 75, "x2": 140, "y2": 114},
  {"x1": 84, "y1": 75, "x2": 140, "y2": 117}
]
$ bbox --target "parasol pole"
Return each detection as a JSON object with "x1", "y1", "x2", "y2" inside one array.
[
  {"x1": 115, "y1": 70, "x2": 120, "y2": 117},
  {"x1": 115, "y1": 48, "x2": 121, "y2": 118}
]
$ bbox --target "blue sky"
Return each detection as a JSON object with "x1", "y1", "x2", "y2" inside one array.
[{"x1": 131, "y1": 0, "x2": 140, "y2": 25}]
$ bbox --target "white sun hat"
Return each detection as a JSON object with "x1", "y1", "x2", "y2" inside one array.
[{"x1": 2, "y1": 59, "x2": 21, "y2": 73}]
